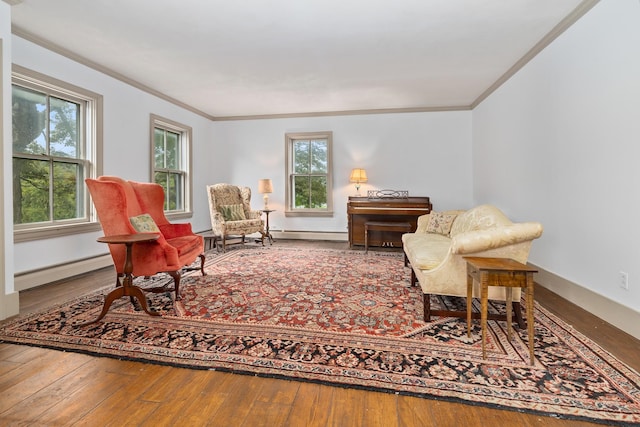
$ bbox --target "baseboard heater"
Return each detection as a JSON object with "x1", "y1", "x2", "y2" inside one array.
[
  {"x1": 271, "y1": 230, "x2": 348, "y2": 241},
  {"x1": 14, "y1": 254, "x2": 112, "y2": 291}
]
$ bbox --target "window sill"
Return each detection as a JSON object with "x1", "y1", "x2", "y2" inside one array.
[
  {"x1": 14, "y1": 222, "x2": 103, "y2": 243},
  {"x1": 285, "y1": 210, "x2": 334, "y2": 218}
]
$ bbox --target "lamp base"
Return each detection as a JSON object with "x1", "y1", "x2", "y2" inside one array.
[{"x1": 263, "y1": 194, "x2": 269, "y2": 210}]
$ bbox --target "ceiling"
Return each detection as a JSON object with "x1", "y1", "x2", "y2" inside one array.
[{"x1": 8, "y1": 0, "x2": 597, "y2": 120}]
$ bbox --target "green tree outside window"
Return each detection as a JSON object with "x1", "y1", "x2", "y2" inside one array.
[{"x1": 12, "y1": 85, "x2": 84, "y2": 225}]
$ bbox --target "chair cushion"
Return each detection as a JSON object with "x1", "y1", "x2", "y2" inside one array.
[
  {"x1": 219, "y1": 204, "x2": 246, "y2": 221},
  {"x1": 223, "y1": 218, "x2": 263, "y2": 235},
  {"x1": 129, "y1": 213, "x2": 160, "y2": 232},
  {"x1": 166, "y1": 235, "x2": 203, "y2": 258},
  {"x1": 403, "y1": 233, "x2": 451, "y2": 270}
]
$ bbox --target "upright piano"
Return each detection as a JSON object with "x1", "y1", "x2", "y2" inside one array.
[{"x1": 347, "y1": 195, "x2": 432, "y2": 248}]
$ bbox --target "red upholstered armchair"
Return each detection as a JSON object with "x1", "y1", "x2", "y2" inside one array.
[{"x1": 86, "y1": 176, "x2": 205, "y2": 300}]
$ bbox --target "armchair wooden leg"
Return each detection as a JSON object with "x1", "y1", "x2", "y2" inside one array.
[
  {"x1": 168, "y1": 270, "x2": 181, "y2": 300},
  {"x1": 198, "y1": 253, "x2": 206, "y2": 276},
  {"x1": 410, "y1": 268, "x2": 417, "y2": 286}
]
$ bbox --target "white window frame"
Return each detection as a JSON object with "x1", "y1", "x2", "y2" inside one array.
[
  {"x1": 150, "y1": 114, "x2": 193, "y2": 220},
  {"x1": 12, "y1": 65, "x2": 103, "y2": 243},
  {"x1": 284, "y1": 131, "x2": 333, "y2": 217}
]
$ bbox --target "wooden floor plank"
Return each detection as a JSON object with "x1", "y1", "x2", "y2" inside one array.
[
  {"x1": 283, "y1": 382, "x2": 333, "y2": 427},
  {"x1": 205, "y1": 371, "x2": 266, "y2": 425},
  {"x1": 0, "y1": 350, "x2": 92, "y2": 414},
  {"x1": 137, "y1": 368, "x2": 214, "y2": 426},
  {"x1": 237, "y1": 377, "x2": 300, "y2": 427},
  {"x1": 326, "y1": 386, "x2": 366, "y2": 427},
  {"x1": 24, "y1": 369, "x2": 124, "y2": 425},
  {"x1": 362, "y1": 390, "x2": 399, "y2": 427},
  {"x1": 166, "y1": 370, "x2": 237, "y2": 426},
  {"x1": 72, "y1": 362, "x2": 168, "y2": 425}
]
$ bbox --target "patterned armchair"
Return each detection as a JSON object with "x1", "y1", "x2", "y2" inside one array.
[{"x1": 206, "y1": 183, "x2": 265, "y2": 251}]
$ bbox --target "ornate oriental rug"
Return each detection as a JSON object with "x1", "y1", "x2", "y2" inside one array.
[{"x1": 2, "y1": 247, "x2": 640, "y2": 426}]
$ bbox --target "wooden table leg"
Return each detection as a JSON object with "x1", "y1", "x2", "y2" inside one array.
[
  {"x1": 526, "y1": 272, "x2": 535, "y2": 365},
  {"x1": 505, "y1": 287, "x2": 513, "y2": 341},
  {"x1": 466, "y1": 271, "x2": 473, "y2": 338},
  {"x1": 79, "y1": 240, "x2": 160, "y2": 326},
  {"x1": 480, "y1": 271, "x2": 489, "y2": 360}
]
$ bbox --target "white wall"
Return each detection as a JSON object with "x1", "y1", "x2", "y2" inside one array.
[
  {"x1": 1, "y1": 1, "x2": 19, "y2": 318},
  {"x1": 472, "y1": 0, "x2": 640, "y2": 313},
  {"x1": 11, "y1": 36, "x2": 216, "y2": 275},
  {"x1": 213, "y1": 112, "x2": 473, "y2": 233}
]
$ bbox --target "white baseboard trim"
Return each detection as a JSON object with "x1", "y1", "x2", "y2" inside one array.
[
  {"x1": 533, "y1": 264, "x2": 640, "y2": 340},
  {"x1": 14, "y1": 254, "x2": 112, "y2": 291},
  {"x1": 271, "y1": 230, "x2": 348, "y2": 241},
  {"x1": 0, "y1": 291, "x2": 19, "y2": 320}
]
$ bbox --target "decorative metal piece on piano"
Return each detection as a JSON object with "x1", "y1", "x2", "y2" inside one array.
[{"x1": 367, "y1": 189, "x2": 409, "y2": 199}]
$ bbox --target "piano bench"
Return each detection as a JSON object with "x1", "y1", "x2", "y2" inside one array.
[{"x1": 364, "y1": 221, "x2": 412, "y2": 252}]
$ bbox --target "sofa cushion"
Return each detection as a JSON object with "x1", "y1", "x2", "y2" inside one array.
[
  {"x1": 402, "y1": 233, "x2": 451, "y2": 270},
  {"x1": 219, "y1": 204, "x2": 246, "y2": 221},
  {"x1": 426, "y1": 212, "x2": 457, "y2": 236}
]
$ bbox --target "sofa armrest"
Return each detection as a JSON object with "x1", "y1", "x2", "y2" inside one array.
[
  {"x1": 451, "y1": 222, "x2": 543, "y2": 254},
  {"x1": 247, "y1": 210, "x2": 262, "y2": 220},
  {"x1": 415, "y1": 214, "x2": 432, "y2": 233}
]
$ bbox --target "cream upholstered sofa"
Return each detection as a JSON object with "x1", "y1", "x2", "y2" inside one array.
[
  {"x1": 206, "y1": 183, "x2": 265, "y2": 251},
  {"x1": 402, "y1": 204, "x2": 543, "y2": 322}
]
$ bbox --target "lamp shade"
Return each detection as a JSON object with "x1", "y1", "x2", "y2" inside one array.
[
  {"x1": 349, "y1": 168, "x2": 368, "y2": 183},
  {"x1": 258, "y1": 179, "x2": 273, "y2": 194}
]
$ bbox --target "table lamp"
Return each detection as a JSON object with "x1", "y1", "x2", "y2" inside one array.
[
  {"x1": 349, "y1": 168, "x2": 368, "y2": 196},
  {"x1": 258, "y1": 179, "x2": 273, "y2": 210}
]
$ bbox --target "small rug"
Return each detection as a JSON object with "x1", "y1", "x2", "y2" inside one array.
[{"x1": 2, "y1": 246, "x2": 640, "y2": 426}]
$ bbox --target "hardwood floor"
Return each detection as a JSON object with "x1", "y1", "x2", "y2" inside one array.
[{"x1": 1, "y1": 240, "x2": 638, "y2": 426}]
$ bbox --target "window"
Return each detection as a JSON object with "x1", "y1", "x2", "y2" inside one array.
[
  {"x1": 12, "y1": 65, "x2": 103, "y2": 242},
  {"x1": 285, "y1": 131, "x2": 333, "y2": 217},
  {"x1": 150, "y1": 114, "x2": 192, "y2": 218}
]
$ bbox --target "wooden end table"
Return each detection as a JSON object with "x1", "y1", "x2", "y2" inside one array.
[
  {"x1": 261, "y1": 209, "x2": 275, "y2": 244},
  {"x1": 464, "y1": 256, "x2": 538, "y2": 365},
  {"x1": 79, "y1": 233, "x2": 161, "y2": 325}
]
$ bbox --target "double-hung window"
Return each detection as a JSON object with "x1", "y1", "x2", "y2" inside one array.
[
  {"x1": 12, "y1": 65, "x2": 103, "y2": 242},
  {"x1": 285, "y1": 131, "x2": 333, "y2": 217},
  {"x1": 150, "y1": 114, "x2": 192, "y2": 218}
]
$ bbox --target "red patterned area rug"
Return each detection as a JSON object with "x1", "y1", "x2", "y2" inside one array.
[{"x1": 2, "y1": 246, "x2": 640, "y2": 426}]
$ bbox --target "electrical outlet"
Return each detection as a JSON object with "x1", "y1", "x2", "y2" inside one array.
[{"x1": 620, "y1": 271, "x2": 629, "y2": 290}]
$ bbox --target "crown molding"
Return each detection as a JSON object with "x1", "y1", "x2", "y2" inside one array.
[
  {"x1": 212, "y1": 105, "x2": 471, "y2": 121},
  {"x1": 3, "y1": 0, "x2": 24, "y2": 5}
]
